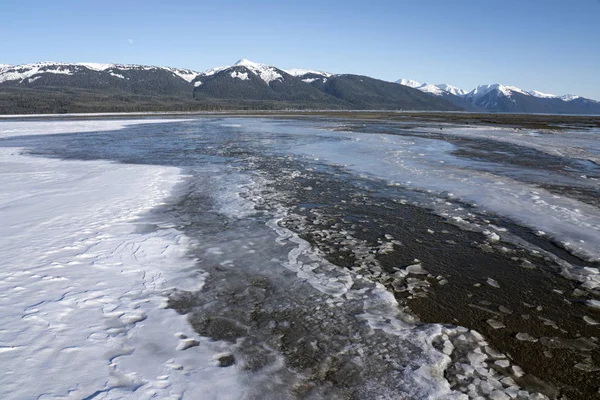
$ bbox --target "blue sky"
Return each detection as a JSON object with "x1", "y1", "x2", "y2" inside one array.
[{"x1": 1, "y1": 0, "x2": 599, "y2": 99}]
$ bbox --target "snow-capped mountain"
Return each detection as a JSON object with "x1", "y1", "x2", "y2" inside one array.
[
  {"x1": 395, "y1": 80, "x2": 467, "y2": 96},
  {"x1": 435, "y1": 84, "x2": 467, "y2": 97},
  {"x1": 397, "y1": 78, "x2": 599, "y2": 114},
  {"x1": 462, "y1": 84, "x2": 598, "y2": 113},
  {"x1": 0, "y1": 62, "x2": 201, "y2": 85},
  {"x1": 190, "y1": 59, "x2": 458, "y2": 111},
  {"x1": 396, "y1": 79, "x2": 482, "y2": 112},
  {"x1": 1, "y1": 59, "x2": 595, "y2": 114}
]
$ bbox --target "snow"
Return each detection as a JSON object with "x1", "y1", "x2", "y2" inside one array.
[
  {"x1": 198, "y1": 64, "x2": 230, "y2": 77},
  {"x1": 560, "y1": 94, "x2": 580, "y2": 101},
  {"x1": 397, "y1": 80, "x2": 466, "y2": 97},
  {"x1": 465, "y1": 84, "x2": 529, "y2": 101},
  {"x1": 109, "y1": 72, "x2": 125, "y2": 79},
  {"x1": 233, "y1": 59, "x2": 283, "y2": 85},
  {"x1": 436, "y1": 83, "x2": 467, "y2": 96},
  {"x1": 465, "y1": 84, "x2": 587, "y2": 103},
  {"x1": 0, "y1": 62, "x2": 74, "y2": 84},
  {"x1": 528, "y1": 90, "x2": 558, "y2": 99},
  {"x1": 230, "y1": 71, "x2": 249, "y2": 80},
  {"x1": 77, "y1": 62, "x2": 114, "y2": 71},
  {"x1": 285, "y1": 68, "x2": 332, "y2": 78},
  {"x1": 160, "y1": 66, "x2": 201, "y2": 83},
  {"x1": 396, "y1": 78, "x2": 422, "y2": 88},
  {"x1": 0, "y1": 62, "x2": 201, "y2": 84},
  {"x1": 399, "y1": 78, "x2": 589, "y2": 102},
  {"x1": 0, "y1": 120, "x2": 245, "y2": 399},
  {"x1": 0, "y1": 119, "x2": 192, "y2": 138},
  {"x1": 418, "y1": 83, "x2": 445, "y2": 96}
]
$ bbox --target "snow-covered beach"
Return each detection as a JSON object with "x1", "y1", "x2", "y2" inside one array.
[
  {"x1": 0, "y1": 120, "x2": 244, "y2": 399},
  {"x1": 0, "y1": 116, "x2": 598, "y2": 399}
]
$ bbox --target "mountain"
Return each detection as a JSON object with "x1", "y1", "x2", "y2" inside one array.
[
  {"x1": 396, "y1": 80, "x2": 484, "y2": 112},
  {"x1": 397, "y1": 79, "x2": 600, "y2": 115},
  {"x1": 2, "y1": 59, "x2": 596, "y2": 115},
  {"x1": 305, "y1": 74, "x2": 459, "y2": 110},
  {"x1": 190, "y1": 59, "x2": 459, "y2": 110},
  {"x1": 463, "y1": 84, "x2": 600, "y2": 114},
  {"x1": 396, "y1": 79, "x2": 421, "y2": 88},
  {"x1": 0, "y1": 62, "x2": 199, "y2": 95},
  {"x1": 190, "y1": 59, "x2": 346, "y2": 109},
  {"x1": 0, "y1": 59, "x2": 460, "y2": 114}
]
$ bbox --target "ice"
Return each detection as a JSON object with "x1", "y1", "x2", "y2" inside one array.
[
  {"x1": 0, "y1": 120, "x2": 244, "y2": 399},
  {"x1": 515, "y1": 332, "x2": 538, "y2": 342},
  {"x1": 294, "y1": 124, "x2": 600, "y2": 282},
  {"x1": 585, "y1": 300, "x2": 600, "y2": 309},
  {"x1": 0, "y1": 118, "x2": 191, "y2": 138},
  {"x1": 487, "y1": 278, "x2": 501, "y2": 288},
  {"x1": 486, "y1": 319, "x2": 506, "y2": 329}
]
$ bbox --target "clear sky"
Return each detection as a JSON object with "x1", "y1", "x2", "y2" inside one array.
[{"x1": 1, "y1": 0, "x2": 599, "y2": 99}]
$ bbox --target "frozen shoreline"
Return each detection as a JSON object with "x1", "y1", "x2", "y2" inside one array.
[{"x1": 0, "y1": 120, "x2": 244, "y2": 399}]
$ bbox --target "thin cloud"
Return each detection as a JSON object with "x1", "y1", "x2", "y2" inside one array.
[{"x1": 128, "y1": 39, "x2": 134, "y2": 45}]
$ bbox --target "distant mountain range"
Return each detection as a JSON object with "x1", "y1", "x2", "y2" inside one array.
[
  {"x1": 0, "y1": 60, "x2": 597, "y2": 114},
  {"x1": 0, "y1": 60, "x2": 457, "y2": 114},
  {"x1": 396, "y1": 79, "x2": 600, "y2": 114}
]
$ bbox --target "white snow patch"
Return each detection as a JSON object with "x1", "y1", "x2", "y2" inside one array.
[
  {"x1": 0, "y1": 62, "x2": 201, "y2": 84},
  {"x1": 0, "y1": 118, "x2": 191, "y2": 139},
  {"x1": 285, "y1": 68, "x2": 332, "y2": 78},
  {"x1": 0, "y1": 62, "x2": 74, "y2": 84},
  {"x1": 230, "y1": 71, "x2": 249, "y2": 80},
  {"x1": 560, "y1": 94, "x2": 580, "y2": 101},
  {"x1": 77, "y1": 62, "x2": 114, "y2": 71},
  {"x1": 398, "y1": 80, "x2": 466, "y2": 97},
  {"x1": 435, "y1": 84, "x2": 467, "y2": 96},
  {"x1": 396, "y1": 78, "x2": 422, "y2": 88},
  {"x1": 161, "y1": 66, "x2": 201, "y2": 83},
  {"x1": 233, "y1": 59, "x2": 283, "y2": 85},
  {"x1": 418, "y1": 83, "x2": 445, "y2": 96},
  {"x1": 197, "y1": 59, "x2": 286, "y2": 85},
  {"x1": 528, "y1": 90, "x2": 558, "y2": 99},
  {"x1": 109, "y1": 72, "x2": 125, "y2": 79},
  {"x1": 0, "y1": 120, "x2": 244, "y2": 399}
]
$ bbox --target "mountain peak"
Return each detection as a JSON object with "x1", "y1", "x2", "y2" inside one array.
[
  {"x1": 234, "y1": 59, "x2": 265, "y2": 68},
  {"x1": 396, "y1": 78, "x2": 422, "y2": 88}
]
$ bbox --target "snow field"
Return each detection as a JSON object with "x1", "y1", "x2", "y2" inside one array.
[{"x1": 0, "y1": 120, "x2": 244, "y2": 399}]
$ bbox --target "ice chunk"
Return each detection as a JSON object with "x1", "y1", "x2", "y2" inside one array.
[
  {"x1": 515, "y1": 333, "x2": 538, "y2": 342},
  {"x1": 405, "y1": 263, "x2": 428, "y2": 274},
  {"x1": 486, "y1": 319, "x2": 506, "y2": 329},
  {"x1": 487, "y1": 278, "x2": 500, "y2": 288}
]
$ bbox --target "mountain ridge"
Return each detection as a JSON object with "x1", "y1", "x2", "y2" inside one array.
[
  {"x1": 396, "y1": 78, "x2": 598, "y2": 114},
  {"x1": 0, "y1": 59, "x2": 597, "y2": 114},
  {"x1": 0, "y1": 59, "x2": 460, "y2": 114}
]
